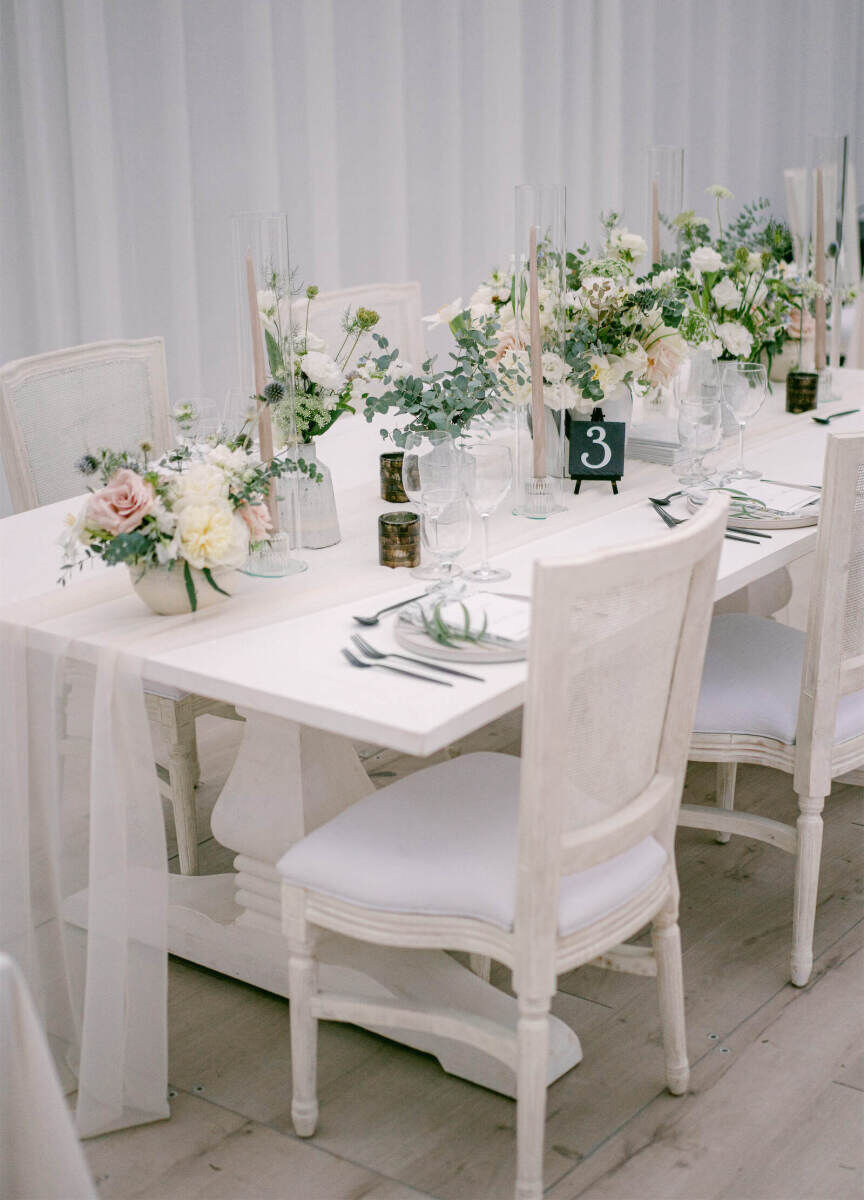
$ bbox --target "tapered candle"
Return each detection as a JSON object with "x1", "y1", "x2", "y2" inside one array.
[
  {"x1": 245, "y1": 252, "x2": 279, "y2": 529},
  {"x1": 813, "y1": 168, "x2": 827, "y2": 373},
  {"x1": 651, "y1": 178, "x2": 660, "y2": 265},
  {"x1": 528, "y1": 224, "x2": 546, "y2": 479}
]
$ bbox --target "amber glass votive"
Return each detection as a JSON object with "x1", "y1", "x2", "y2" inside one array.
[
  {"x1": 380, "y1": 451, "x2": 408, "y2": 503},
  {"x1": 786, "y1": 371, "x2": 819, "y2": 413},
  {"x1": 378, "y1": 511, "x2": 420, "y2": 568}
]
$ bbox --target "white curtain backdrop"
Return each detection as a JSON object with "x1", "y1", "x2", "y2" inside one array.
[{"x1": 1, "y1": 0, "x2": 862, "y2": 449}]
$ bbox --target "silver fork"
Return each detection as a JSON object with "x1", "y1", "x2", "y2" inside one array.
[
  {"x1": 648, "y1": 499, "x2": 763, "y2": 545},
  {"x1": 341, "y1": 647, "x2": 453, "y2": 686},
  {"x1": 351, "y1": 633, "x2": 484, "y2": 682}
]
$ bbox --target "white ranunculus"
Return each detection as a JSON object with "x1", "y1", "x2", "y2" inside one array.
[
  {"x1": 422, "y1": 298, "x2": 464, "y2": 329},
  {"x1": 301, "y1": 350, "x2": 347, "y2": 392},
  {"x1": 690, "y1": 246, "x2": 724, "y2": 275},
  {"x1": 711, "y1": 277, "x2": 741, "y2": 310},
  {"x1": 541, "y1": 351, "x2": 569, "y2": 384},
  {"x1": 746, "y1": 252, "x2": 764, "y2": 274},
  {"x1": 717, "y1": 321, "x2": 753, "y2": 358},
  {"x1": 178, "y1": 502, "x2": 249, "y2": 570},
  {"x1": 609, "y1": 227, "x2": 648, "y2": 263},
  {"x1": 173, "y1": 462, "x2": 230, "y2": 511}
]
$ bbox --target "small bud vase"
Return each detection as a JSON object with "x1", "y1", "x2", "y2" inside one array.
[
  {"x1": 128, "y1": 562, "x2": 238, "y2": 615},
  {"x1": 296, "y1": 440, "x2": 341, "y2": 549}
]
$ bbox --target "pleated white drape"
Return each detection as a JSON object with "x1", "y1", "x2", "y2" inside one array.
[{"x1": 1, "y1": 0, "x2": 862, "y2": 424}]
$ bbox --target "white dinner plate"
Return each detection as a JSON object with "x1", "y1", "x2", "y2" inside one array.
[{"x1": 394, "y1": 594, "x2": 531, "y2": 664}]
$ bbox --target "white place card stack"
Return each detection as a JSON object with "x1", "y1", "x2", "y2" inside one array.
[{"x1": 626, "y1": 418, "x2": 688, "y2": 467}]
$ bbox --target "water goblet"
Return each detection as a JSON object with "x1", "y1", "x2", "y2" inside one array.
[
  {"x1": 676, "y1": 389, "x2": 723, "y2": 492},
  {"x1": 463, "y1": 442, "x2": 513, "y2": 582},
  {"x1": 421, "y1": 490, "x2": 472, "y2": 597},
  {"x1": 721, "y1": 362, "x2": 767, "y2": 480},
  {"x1": 401, "y1": 432, "x2": 463, "y2": 580}
]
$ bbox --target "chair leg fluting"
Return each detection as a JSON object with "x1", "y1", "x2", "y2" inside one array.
[
  {"x1": 514, "y1": 995, "x2": 551, "y2": 1200},
  {"x1": 791, "y1": 794, "x2": 825, "y2": 987},
  {"x1": 715, "y1": 761, "x2": 737, "y2": 844},
  {"x1": 288, "y1": 940, "x2": 319, "y2": 1137},
  {"x1": 652, "y1": 917, "x2": 689, "y2": 1095}
]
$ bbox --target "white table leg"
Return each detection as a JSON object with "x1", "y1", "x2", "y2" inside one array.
[{"x1": 165, "y1": 709, "x2": 582, "y2": 1098}]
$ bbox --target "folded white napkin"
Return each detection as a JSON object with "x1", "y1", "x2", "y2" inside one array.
[
  {"x1": 404, "y1": 592, "x2": 531, "y2": 645},
  {"x1": 724, "y1": 481, "x2": 820, "y2": 515}
]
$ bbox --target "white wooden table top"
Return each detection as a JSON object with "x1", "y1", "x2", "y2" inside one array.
[{"x1": 2, "y1": 371, "x2": 862, "y2": 755}]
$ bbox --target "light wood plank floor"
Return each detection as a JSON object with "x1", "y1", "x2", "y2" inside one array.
[{"x1": 83, "y1": 714, "x2": 864, "y2": 1200}]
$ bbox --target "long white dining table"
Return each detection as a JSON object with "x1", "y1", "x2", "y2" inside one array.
[{"x1": 2, "y1": 369, "x2": 862, "y2": 1107}]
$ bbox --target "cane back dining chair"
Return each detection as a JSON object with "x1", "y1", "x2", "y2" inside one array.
[
  {"x1": 0, "y1": 338, "x2": 241, "y2": 875},
  {"x1": 277, "y1": 494, "x2": 728, "y2": 1200},
  {"x1": 683, "y1": 431, "x2": 864, "y2": 986}
]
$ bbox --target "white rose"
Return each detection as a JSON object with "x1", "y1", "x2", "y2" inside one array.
[
  {"x1": 690, "y1": 246, "x2": 724, "y2": 275},
  {"x1": 469, "y1": 284, "x2": 494, "y2": 307},
  {"x1": 422, "y1": 298, "x2": 463, "y2": 329},
  {"x1": 178, "y1": 502, "x2": 249, "y2": 570},
  {"x1": 301, "y1": 350, "x2": 347, "y2": 392},
  {"x1": 610, "y1": 228, "x2": 648, "y2": 263},
  {"x1": 746, "y1": 252, "x2": 764, "y2": 274},
  {"x1": 717, "y1": 322, "x2": 753, "y2": 358},
  {"x1": 711, "y1": 277, "x2": 741, "y2": 310},
  {"x1": 541, "y1": 351, "x2": 569, "y2": 384},
  {"x1": 544, "y1": 381, "x2": 580, "y2": 411},
  {"x1": 173, "y1": 463, "x2": 230, "y2": 510}
]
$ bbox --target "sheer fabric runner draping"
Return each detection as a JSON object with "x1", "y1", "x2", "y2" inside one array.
[{"x1": 0, "y1": 563, "x2": 362, "y2": 1136}]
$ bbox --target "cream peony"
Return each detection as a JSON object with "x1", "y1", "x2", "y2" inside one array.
[
  {"x1": 717, "y1": 321, "x2": 753, "y2": 358},
  {"x1": 205, "y1": 444, "x2": 249, "y2": 474},
  {"x1": 173, "y1": 463, "x2": 230, "y2": 511},
  {"x1": 644, "y1": 331, "x2": 688, "y2": 387},
  {"x1": 711, "y1": 277, "x2": 741, "y2": 310},
  {"x1": 690, "y1": 246, "x2": 724, "y2": 275},
  {"x1": 300, "y1": 350, "x2": 347, "y2": 392},
  {"x1": 177, "y1": 502, "x2": 249, "y2": 570}
]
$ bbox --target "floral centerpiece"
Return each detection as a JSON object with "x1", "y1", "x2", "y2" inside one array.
[
  {"x1": 674, "y1": 187, "x2": 798, "y2": 372},
  {"x1": 358, "y1": 311, "x2": 516, "y2": 445},
  {"x1": 60, "y1": 433, "x2": 313, "y2": 613},
  {"x1": 253, "y1": 272, "x2": 380, "y2": 547}
]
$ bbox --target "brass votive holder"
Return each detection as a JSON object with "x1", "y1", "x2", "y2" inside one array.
[
  {"x1": 378, "y1": 511, "x2": 420, "y2": 568},
  {"x1": 786, "y1": 370, "x2": 819, "y2": 414},
  {"x1": 380, "y1": 451, "x2": 408, "y2": 503}
]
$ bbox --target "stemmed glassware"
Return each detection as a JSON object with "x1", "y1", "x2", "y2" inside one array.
[
  {"x1": 401, "y1": 432, "x2": 466, "y2": 582},
  {"x1": 463, "y1": 442, "x2": 513, "y2": 582},
  {"x1": 721, "y1": 362, "x2": 767, "y2": 480},
  {"x1": 421, "y1": 491, "x2": 472, "y2": 596},
  {"x1": 676, "y1": 387, "x2": 723, "y2": 492}
]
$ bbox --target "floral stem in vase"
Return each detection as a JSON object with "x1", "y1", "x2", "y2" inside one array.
[{"x1": 244, "y1": 252, "x2": 279, "y2": 530}]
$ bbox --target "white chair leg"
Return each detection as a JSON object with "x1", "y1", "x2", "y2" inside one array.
[
  {"x1": 514, "y1": 994, "x2": 551, "y2": 1200},
  {"x1": 468, "y1": 954, "x2": 492, "y2": 982},
  {"x1": 715, "y1": 761, "x2": 737, "y2": 844},
  {"x1": 167, "y1": 713, "x2": 199, "y2": 876},
  {"x1": 288, "y1": 928, "x2": 320, "y2": 1137},
  {"x1": 651, "y1": 913, "x2": 690, "y2": 1095},
  {"x1": 791, "y1": 793, "x2": 826, "y2": 987}
]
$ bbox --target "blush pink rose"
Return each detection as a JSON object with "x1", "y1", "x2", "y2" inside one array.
[
  {"x1": 86, "y1": 468, "x2": 155, "y2": 534},
  {"x1": 787, "y1": 308, "x2": 815, "y2": 340},
  {"x1": 238, "y1": 502, "x2": 272, "y2": 540}
]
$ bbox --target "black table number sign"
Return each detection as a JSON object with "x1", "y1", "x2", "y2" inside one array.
[{"x1": 567, "y1": 407, "x2": 625, "y2": 494}]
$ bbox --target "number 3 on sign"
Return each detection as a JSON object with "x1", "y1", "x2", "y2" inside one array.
[{"x1": 581, "y1": 425, "x2": 612, "y2": 471}]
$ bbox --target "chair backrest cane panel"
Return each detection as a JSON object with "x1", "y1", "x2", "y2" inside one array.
[
  {"x1": 514, "y1": 494, "x2": 728, "y2": 994},
  {"x1": 0, "y1": 338, "x2": 172, "y2": 513},
  {"x1": 795, "y1": 431, "x2": 864, "y2": 795}
]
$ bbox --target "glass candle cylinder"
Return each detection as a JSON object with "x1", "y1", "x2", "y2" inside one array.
[
  {"x1": 512, "y1": 183, "x2": 567, "y2": 519},
  {"x1": 379, "y1": 511, "x2": 420, "y2": 568},
  {"x1": 231, "y1": 212, "x2": 306, "y2": 576},
  {"x1": 811, "y1": 134, "x2": 849, "y2": 372},
  {"x1": 380, "y1": 451, "x2": 408, "y2": 503},
  {"x1": 646, "y1": 146, "x2": 685, "y2": 265},
  {"x1": 785, "y1": 371, "x2": 819, "y2": 414}
]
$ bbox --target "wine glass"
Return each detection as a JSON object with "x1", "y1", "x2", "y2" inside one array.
[
  {"x1": 676, "y1": 389, "x2": 723, "y2": 492},
  {"x1": 463, "y1": 442, "x2": 513, "y2": 582},
  {"x1": 401, "y1": 432, "x2": 463, "y2": 581},
  {"x1": 421, "y1": 491, "x2": 472, "y2": 596},
  {"x1": 721, "y1": 362, "x2": 767, "y2": 480}
]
